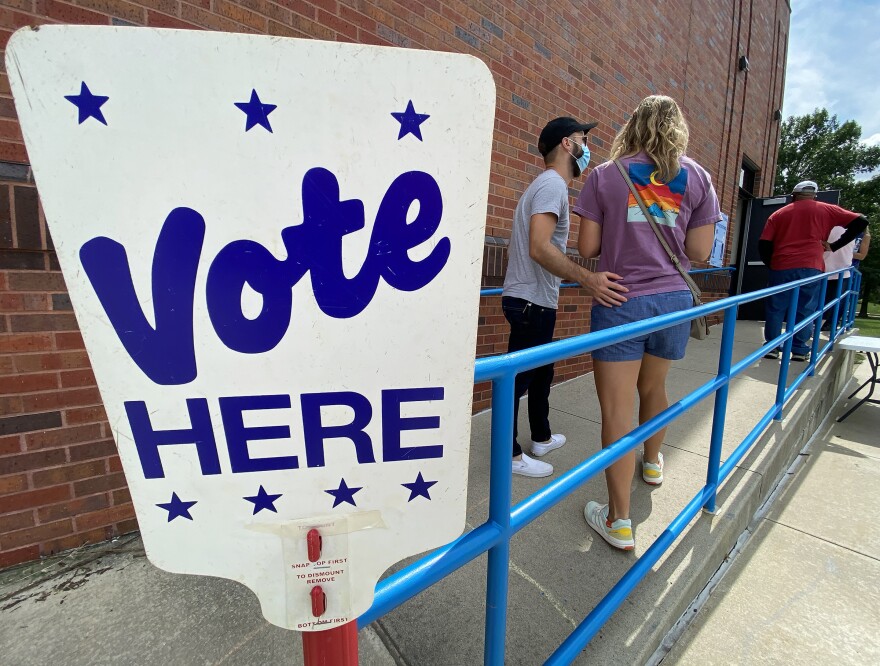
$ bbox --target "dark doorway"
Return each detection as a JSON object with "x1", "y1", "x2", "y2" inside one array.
[{"x1": 734, "y1": 190, "x2": 840, "y2": 320}]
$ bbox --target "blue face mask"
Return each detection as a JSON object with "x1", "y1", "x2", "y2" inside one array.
[
  {"x1": 568, "y1": 139, "x2": 590, "y2": 176},
  {"x1": 575, "y1": 143, "x2": 591, "y2": 173}
]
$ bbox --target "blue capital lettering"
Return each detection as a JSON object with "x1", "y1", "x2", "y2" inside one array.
[
  {"x1": 220, "y1": 394, "x2": 299, "y2": 473},
  {"x1": 126, "y1": 398, "x2": 221, "y2": 479},
  {"x1": 301, "y1": 391, "x2": 376, "y2": 468},
  {"x1": 382, "y1": 387, "x2": 444, "y2": 462},
  {"x1": 81, "y1": 208, "x2": 204, "y2": 385}
]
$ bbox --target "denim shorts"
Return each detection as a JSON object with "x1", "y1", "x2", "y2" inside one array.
[{"x1": 591, "y1": 290, "x2": 693, "y2": 362}]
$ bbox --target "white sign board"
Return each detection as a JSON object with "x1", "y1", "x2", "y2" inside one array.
[{"x1": 7, "y1": 26, "x2": 494, "y2": 631}]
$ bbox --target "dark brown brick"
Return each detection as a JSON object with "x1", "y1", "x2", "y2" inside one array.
[
  {"x1": 14, "y1": 350, "x2": 90, "y2": 373},
  {"x1": 74, "y1": 471, "x2": 126, "y2": 497},
  {"x1": 0, "y1": 473, "x2": 28, "y2": 495},
  {"x1": 74, "y1": 502, "x2": 134, "y2": 531},
  {"x1": 0, "y1": 518, "x2": 73, "y2": 550},
  {"x1": 64, "y1": 405, "x2": 108, "y2": 425},
  {"x1": 9, "y1": 313, "x2": 79, "y2": 332},
  {"x1": 0, "y1": 249, "x2": 45, "y2": 270},
  {"x1": 33, "y1": 459, "x2": 107, "y2": 487},
  {"x1": 112, "y1": 486, "x2": 130, "y2": 504},
  {"x1": 12, "y1": 186, "x2": 40, "y2": 250},
  {"x1": 0, "y1": 509, "x2": 34, "y2": 533},
  {"x1": 0, "y1": 410, "x2": 62, "y2": 436},
  {"x1": 115, "y1": 518, "x2": 139, "y2": 534},
  {"x1": 6, "y1": 272, "x2": 66, "y2": 292},
  {"x1": 25, "y1": 423, "x2": 103, "y2": 450},
  {"x1": 68, "y1": 439, "x2": 117, "y2": 462},
  {"x1": 37, "y1": 492, "x2": 110, "y2": 523},
  {"x1": 0, "y1": 448, "x2": 67, "y2": 475}
]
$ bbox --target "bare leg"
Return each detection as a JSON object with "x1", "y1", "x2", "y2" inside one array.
[
  {"x1": 637, "y1": 354, "x2": 674, "y2": 464},
  {"x1": 594, "y1": 359, "x2": 641, "y2": 522}
]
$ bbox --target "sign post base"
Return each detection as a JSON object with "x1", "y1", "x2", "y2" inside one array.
[{"x1": 302, "y1": 621, "x2": 359, "y2": 666}]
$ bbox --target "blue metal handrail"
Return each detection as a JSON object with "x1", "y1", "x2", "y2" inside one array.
[
  {"x1": 360, "y1": 266, "x2": 860, "y2": 665},
  {"x1": 478, "y1": 265, "x2": 736, "y2": 297}
]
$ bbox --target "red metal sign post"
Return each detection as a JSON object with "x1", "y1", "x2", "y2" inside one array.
[{"x1": 302, "y1": 621, "x2": 359, "y2": 665}]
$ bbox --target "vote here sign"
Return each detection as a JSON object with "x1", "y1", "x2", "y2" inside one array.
[{"x1": 6, "y1": 26, "x2": 494, "y2": 631}]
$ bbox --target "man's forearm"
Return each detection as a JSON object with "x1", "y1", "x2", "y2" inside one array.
[
  {"x1": 830, "y1": 216, "x2": 869, "y2": 251},
  {"x1": 531, "y1": 243, "x2": 588, "y2": 283}
]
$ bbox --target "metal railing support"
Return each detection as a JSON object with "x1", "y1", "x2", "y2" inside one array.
[
  {"x1": 704, "y1": 306, "x2": 737, "y2": 513},
  {"x1": 484, "y1": 373, "x2": 515, "y2": 665}
]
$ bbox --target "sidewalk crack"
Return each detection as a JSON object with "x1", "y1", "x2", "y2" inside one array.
[{"x1": 762, "y1": 519, "x2": 880, "y2": 563}]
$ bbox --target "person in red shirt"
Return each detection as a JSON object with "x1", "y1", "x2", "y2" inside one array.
[{"x1": 759, "y1": 180, "x2": 867, "y2": 361}]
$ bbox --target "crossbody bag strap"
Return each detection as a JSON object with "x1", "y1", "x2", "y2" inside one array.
[{"x1": 613, "y1": 158, "x2": 703, "y2": 303}]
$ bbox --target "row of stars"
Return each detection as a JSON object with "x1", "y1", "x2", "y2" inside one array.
[
  {"x1": 64, "y1": 82, "x2": 431, "y2": 139},
  {"x1": 155, "y1": 473, "x2": 438, "y2": 522}
]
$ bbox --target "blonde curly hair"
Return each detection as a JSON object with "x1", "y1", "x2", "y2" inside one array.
[{"x1": 610, "y1": 96, "x2": 689, "y2": 184}]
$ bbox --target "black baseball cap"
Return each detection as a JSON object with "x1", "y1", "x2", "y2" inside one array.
[{"x1": 538, "y1": 117, "x2": 599, "y2": 156}]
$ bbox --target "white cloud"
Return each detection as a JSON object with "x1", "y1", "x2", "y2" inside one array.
[
  {"x1": 783, "y1": 0, "x2": 880, "y2": 141},
  {"x1": 863, "y1": 133, "x2": 880, "y2": 147}
]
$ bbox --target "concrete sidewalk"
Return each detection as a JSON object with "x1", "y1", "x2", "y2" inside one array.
[
  {"x1": 664, "y1": 357, "x2": 880, "y2": 665},
  {"x1": 0, "y1": 322, "x2": 865, "y2": 665}
]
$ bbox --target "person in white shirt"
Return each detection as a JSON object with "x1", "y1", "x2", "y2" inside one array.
[{"x1": 821, "y1": 226, "x2": 855, "y2": 331}]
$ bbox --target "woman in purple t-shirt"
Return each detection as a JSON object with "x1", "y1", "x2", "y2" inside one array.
[{"x1": 572, "y1": 95, "x2": 721, "y2": 551}]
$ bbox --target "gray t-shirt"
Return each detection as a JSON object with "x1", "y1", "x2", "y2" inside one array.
[{"x1": 502, "y1": 169, "x2": 570, "y2": 309}]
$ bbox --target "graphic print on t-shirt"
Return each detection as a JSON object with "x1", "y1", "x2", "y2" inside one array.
[{"x1": 626, "y1": 163, "x2": 688, "y2": 227}]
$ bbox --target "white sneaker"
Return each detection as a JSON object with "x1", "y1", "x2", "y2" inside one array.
[
  {"x1": 584, "y1": 501, "x2": 635, "y2": 551},
  {"x1": 512, "y1": 453, "x2": 553, "y2": 477},
  {"x1": 531, "y1": 433, "x2": 567, "y2": 457},
  {"x1": 642, "y1": 451, "x2": 664, "y2": 485}
]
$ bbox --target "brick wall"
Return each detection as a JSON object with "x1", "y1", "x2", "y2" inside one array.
[{"x1": 0, "y1": 0, "x2": 788, "y2": 567}]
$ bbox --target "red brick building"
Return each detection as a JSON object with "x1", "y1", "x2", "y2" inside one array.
[{"x1": 0, "y1": 0, "x2": 790, "y2": 568}]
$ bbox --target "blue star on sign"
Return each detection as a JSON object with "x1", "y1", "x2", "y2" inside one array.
[
  {"x1": 244, "y1": 485, "x2": 283, "y2": 515},
  {"x1": 156, "y1": 492, "x2": 197, "y2": 522},
  {"x1": 391, "y1": 100, "x2": 430, "y2": 141},
  {"x1": 325, "y1": 478, "x2": 362, "y2": 508},
  {"x1": 64, "y1": 82, "x2": 109, "y2": 125},
  {"x1": 235, "y1": 89, "x2": 277, "y2": 132},
  {"x1": 402, "y1": 472, "x2": 438, "y2": 502}
]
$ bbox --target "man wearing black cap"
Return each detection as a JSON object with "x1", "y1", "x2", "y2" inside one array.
[
  {"x1": 759, "y1": 179, "x2": 868, "y2": 362},
  {"x1": 502, "y1": 117, "x2": 629, "y2": 478}
]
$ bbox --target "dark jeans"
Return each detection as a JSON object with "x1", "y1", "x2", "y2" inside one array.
[
  {"x1": 502, "y1": 296, "x2": 557, "y2": 457},
  {"x1": 764, "y1": 268, "x2": 822, "y2": 356}
]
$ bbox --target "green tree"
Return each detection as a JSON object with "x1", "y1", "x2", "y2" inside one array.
[
  {"x1": 774, "y1": 109, "x2": 880, "y2": 317},
  {"x1": 774, "y1": 109, "x2": 880, "y2": 195}
]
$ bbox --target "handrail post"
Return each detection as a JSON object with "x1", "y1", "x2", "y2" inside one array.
[
  {"x1": 704, "y1": 306, "x2": 737, "y2": 513},
  {"x1": 829, "y1": 274, "x2": 844, "y2": 344},
  {"x1": 774, "y1": 285, "x2": 799, "y2": 421},
  {"x1": 849, "y1": 272, "x2": 861, "y2": 329},
  {"x1": 484, "y1": 372, "x2": 515, "y2": 666},
  {"x1": 809, "y1": 277, "x2": 828, "y2": 377}
]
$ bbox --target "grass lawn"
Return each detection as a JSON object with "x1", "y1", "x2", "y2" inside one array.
[
  {"x1": 854, "y1": 300, "x2": 879, "y2": 338},
  {"x1": 855, "y1": 316, "x2": 880, "y2": 338}
]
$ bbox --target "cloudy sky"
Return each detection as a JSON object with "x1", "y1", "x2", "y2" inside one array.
[{"x1": 783, "y1": 0, "x2": 880, "y2": 147}]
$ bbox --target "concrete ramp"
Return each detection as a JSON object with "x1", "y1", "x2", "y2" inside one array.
[{"x1": 0, "y1": 322, "x2": 856, "y2": 665}]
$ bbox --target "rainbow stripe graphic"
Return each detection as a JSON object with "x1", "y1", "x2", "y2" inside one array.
[{"x1": 626, "y1": 163, "x2": 688, "y2": 227}]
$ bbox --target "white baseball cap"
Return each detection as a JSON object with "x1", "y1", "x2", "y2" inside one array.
[{"x1": 792, "y1": 180, "x2": 818, "y2": 194}]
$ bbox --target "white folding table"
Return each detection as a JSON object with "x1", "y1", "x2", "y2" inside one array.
[{"x1": 836, "y1": 335, "x2": 880, "y2": 422}]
